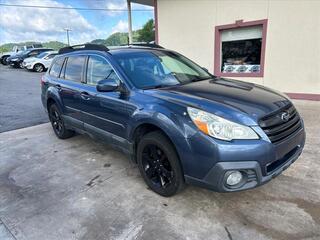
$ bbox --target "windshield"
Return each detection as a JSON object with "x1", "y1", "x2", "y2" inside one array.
[
  {"x1": 114, "y1": 50, "x2": 212, "y2": 89},
  {"x1": 36, "y1": 52, "x2": 48, "y2": 58}
]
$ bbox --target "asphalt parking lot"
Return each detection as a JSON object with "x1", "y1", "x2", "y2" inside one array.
[
  {"x1": 0, "y1": 64, "x2": 49, "y2": 133},
  {"x1": 0, "y1": 99, "x2": 319, "y2": 240}
]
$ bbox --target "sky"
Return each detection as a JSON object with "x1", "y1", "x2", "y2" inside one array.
[{"x1": 0, "y1": 0, "x2": 154, "y2": 45}]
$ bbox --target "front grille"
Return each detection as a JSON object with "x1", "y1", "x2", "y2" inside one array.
[{"x1": 259, "y1": 104, "x2": 302, "y2": 144}]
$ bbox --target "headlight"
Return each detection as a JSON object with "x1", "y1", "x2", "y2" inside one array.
[
  {"x1": 11, "y1": 58, "x2": 18, "y2": 61},
  {"x1": 187, "y1": 107, "x2": 259, "y2": 141}
]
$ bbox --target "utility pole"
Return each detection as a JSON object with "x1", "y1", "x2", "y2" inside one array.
[
  {"x1": 127, "y1": 0, "x2": 133, "y2": 44},
  {"x1": 64, "y1": 28, "x2": 72, "y2": 46}
]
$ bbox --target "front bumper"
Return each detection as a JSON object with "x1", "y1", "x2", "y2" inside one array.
[
  {"x1": 23, "y1": 62, "x2": 33, "y2": 69},
  {"x1": 9, "y1": 60, "x2": 22, "y2": 67},
  {"x1": 185, "y1": 143, "x2": 303, "y2": 192},
  {"x1": 182, "y1": 124, "x2": 306, "y2": 192}
]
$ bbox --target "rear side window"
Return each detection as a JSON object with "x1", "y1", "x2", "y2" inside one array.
[
  {"x1": 86, "y1": 55, "x2": 118, "y2": 85},
  {"x1": 49, "y1": 57, "x2": 64, "y2": 78},
  {"x1": 64, "y1": 56, "x2": 86, "y2": 82}
]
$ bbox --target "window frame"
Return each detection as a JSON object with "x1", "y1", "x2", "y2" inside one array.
[
  {"x1": 214, "y1": 19, "x2": 268, "y2": 78},
  {"x1": 62, "y1": 55, "x2": 87, "y2": 83},
  {"x1": 49, "y1": 56, "x2": 65, "y2": 78},
  {"x1": 84, "y1": 54, "x2": 123, "y2": 86}
]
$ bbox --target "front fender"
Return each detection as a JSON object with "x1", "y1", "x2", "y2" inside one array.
[
  {"x1": 127, "y1": 105, "x2": 199, "y2": 173},
  {"x1": 128, "y1": 105, "x2": 195, "y2": 142}
]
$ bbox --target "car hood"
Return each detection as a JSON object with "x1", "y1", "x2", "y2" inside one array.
[{"x1": 148, "y1": 78, "x2": 291, "y2": 125}]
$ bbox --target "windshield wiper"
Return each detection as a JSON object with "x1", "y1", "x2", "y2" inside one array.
[
  {"x1": 190, "y1": 77, "x2": 212, "y2": 82},
  {"x1": 142, "y1": 84, "x2": 175, "y2": 90}
]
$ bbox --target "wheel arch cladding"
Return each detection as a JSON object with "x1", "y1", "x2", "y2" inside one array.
[
  {"x1": 46, "y1": 88, "x2": 63, "y2": 113},
  {"x1": 129, "y1": 110, "x2": 189, "y2": 171},
  {"x1": 131, "y1": 122, "x2": 186, "y2": 173}
]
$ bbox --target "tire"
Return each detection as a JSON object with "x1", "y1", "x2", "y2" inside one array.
[
  {"x1": 1, "y1": 56, "x2": 8, "y2": 65},
  {"x1": 34, "y1": 63, "x2": 44, "y2": 72},
  {"x1": 48, "y1": 104, "x2": 74, "y2": 139},
  {"x1": 137, "y1": 131, "x2": 185, "y2": 197}
]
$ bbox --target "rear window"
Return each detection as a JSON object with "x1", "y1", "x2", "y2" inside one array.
[
  {"x1": 49, "y1": 57, "x2": 64, "y2": 78},
  {"x1": 64, "y1": 56, "x2": 86, "y2": 82}
]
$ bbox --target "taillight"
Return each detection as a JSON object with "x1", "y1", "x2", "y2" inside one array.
[{"x1": 41, "y1": 75, "x2": 45, "y2": 86}]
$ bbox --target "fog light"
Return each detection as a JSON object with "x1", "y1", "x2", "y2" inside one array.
[{"x1": 226, "y1": 171, "x2": 243, "y2": 186}]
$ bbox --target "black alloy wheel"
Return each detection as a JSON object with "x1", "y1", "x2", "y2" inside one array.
[
  {"x1": 49, "y1": 104, "x2": 74, "y2": 139},
  {"x1": 137, "y1": 131, "x2": 185, "y2": 197},
  {"x1": 142, "y1": 144, "x2": 174, "y2": 188}
]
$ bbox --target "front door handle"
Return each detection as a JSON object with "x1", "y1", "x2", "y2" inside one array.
[{"x1": 80, "y1": 91, "x2": 91, "y2": 100}]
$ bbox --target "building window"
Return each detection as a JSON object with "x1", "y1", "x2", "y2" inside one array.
[{"x1": 214, "y1": 19, "x2": 268, "y2": 77}]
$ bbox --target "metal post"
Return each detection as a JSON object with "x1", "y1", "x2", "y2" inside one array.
[
  {"x1": 64, "y1": 28, "x2": 72, "y2": 46},
  {"x1": 127, "y1": 0, "x2": 133, "y2": 44}
]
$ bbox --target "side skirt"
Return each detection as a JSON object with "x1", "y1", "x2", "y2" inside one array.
[{"x1": 62, "y1": 115, "x2": 135, "y2": 160}]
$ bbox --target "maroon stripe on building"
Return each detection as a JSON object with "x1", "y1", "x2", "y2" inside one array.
[{"x1": 286, "y1": 93, "x2": 320, "y2": 101}]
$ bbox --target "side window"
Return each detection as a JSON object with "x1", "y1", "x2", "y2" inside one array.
[
  {"x1": 29, "y1": 51, "x2": 41, "y2": 57},
  {"x1": 64, "y1": 56, "x2": 86, "y2": 82},
  {"x1": 49, "y1": 57, "x2": 64, "y2": 78},
  {"x1": 86, "y1": 55, "x2": 119, "y2": 85}
]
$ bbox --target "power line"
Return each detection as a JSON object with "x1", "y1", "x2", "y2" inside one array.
[{"x1": 0, "y1": 3, "x2": 153, "y2": 11}]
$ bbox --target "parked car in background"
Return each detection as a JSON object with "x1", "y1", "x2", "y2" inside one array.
[
  {"x1": 23, "y1": 51, "x2": 58, "y2": 72},
  {"x1": 0, "y1": 44, "x2": 43, "y2": 65},
  {"x1": 7, "y1": 48, "x2": 53, "y2": 68},
  {"x1": 41, "y1": 44, "x2": 306, "y2": 197}
]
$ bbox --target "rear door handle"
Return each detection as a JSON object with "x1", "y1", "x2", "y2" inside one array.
[{"x1": 80, "y1": 91, "x2": 91, "y2": 100}]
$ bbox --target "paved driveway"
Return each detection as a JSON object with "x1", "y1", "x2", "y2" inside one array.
[
  {"x1": 0, "y1": 100, "x2": 319, "y2": 240},
  {"x1": 0, "y1": 65, "x2": 49, "y2": 133}
]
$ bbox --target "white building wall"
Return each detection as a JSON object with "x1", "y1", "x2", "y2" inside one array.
[{"x1": 157, "y1": 0, "x2": 320, "y2": 95}]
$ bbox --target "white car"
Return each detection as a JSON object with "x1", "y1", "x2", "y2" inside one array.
[{"x1": 22, "y1": 51, "x2": 58, "y2": 72}]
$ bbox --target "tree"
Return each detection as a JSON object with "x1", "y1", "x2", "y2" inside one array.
[
  {"x1": 105, "y1": 32, "x2": 129, "y2": 46},
  {"x1": 137, "y1": 19, "x2": 155, "y2": 43}
]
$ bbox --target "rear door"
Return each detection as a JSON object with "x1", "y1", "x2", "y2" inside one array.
[{"x1": 54, "y1": 55, "x2": 86, "y2": 128}]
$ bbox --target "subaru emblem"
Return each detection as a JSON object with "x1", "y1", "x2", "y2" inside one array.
[{"x1": 281, "y1": 112, "x2": 290, "y2": 122}]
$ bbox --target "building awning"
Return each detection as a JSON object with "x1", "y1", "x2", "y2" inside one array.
[{"x1": 131, "y1": 0, "x2": 155, "y2": 7}]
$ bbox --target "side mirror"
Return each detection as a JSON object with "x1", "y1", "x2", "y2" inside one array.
[{"x1": 96, "y1": 78, "x2": 120, "y2": 92}]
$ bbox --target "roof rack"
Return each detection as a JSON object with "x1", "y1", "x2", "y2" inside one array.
[
  {"x1": 58, "y1": 44, "x2": 109, "y2": 54},
  {"x1": 121, "y1": 42, "x2": 164, "y2": 49}
]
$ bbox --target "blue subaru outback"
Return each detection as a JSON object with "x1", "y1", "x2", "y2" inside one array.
[{"x1": 41, "y1": 44, "x2": 305, "y2": 196}]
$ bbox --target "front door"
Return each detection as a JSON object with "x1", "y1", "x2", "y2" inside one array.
[{"x1": 79, "y1": 55, "x2": 129, "y2": 141}]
